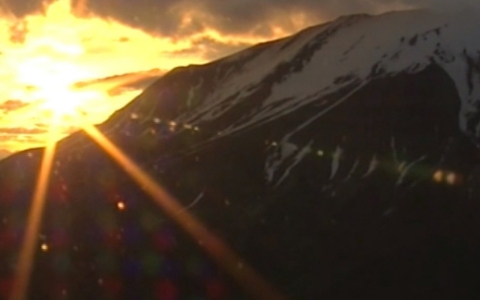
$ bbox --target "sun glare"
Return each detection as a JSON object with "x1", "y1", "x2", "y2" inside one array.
[
  {"x1": 0, "y1": 0, "x2": 304, "y2": 153},
  {"x1": 16, "y1": 58, "x2": 98, "y2": 118},
  {"x1": 4, "y1": 1, "x2": 312, "y2": 299},
  {"x1": 0, "y1": 0, "x2": 206, "y2": 152}
]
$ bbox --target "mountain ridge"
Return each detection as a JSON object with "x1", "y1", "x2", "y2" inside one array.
[
  {"x1": 93, "y1": 8, "x2": 480, "y2": 154},
  {"x1": 1, "y1": 9, "x2": 480, "y2": 299}
]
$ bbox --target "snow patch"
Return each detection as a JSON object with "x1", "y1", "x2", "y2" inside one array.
[
  {"x1": 276, "y1": 141, "x2": 314, "y2": 186},
  {"x1": 265, "y1": 141, "x2": 299, "y2": 183},
  {"x1": 330, "y1": 146, "x2": 344, "y2": 179},
  {"x1": 396, "y1": 156, "x2": 427, "y2": 186},
  {"x1": 363, "y1": 154, "x2": 380, "y2": 178}
]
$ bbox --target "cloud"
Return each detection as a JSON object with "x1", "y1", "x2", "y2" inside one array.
[
  {"x1": 74, "y1": 0, "x2": 420, "y2": 38},
  {"x1": 5, "y1": 0, "x2": 477, "y2": 65},
  {"x1": 0, "y1": 127, "x2": 46, "y2": 134},
  {"x1": 3, "y1": 0, "x2": 408, "y2": 38},
  {"x1": 164, "y1": 37, "x2": 251, "y2": 60},
  {"x1": 73, "y1": 69, "x2": 164, "y2": 90},
  {"x1": 0, "y1": 100, "x2": 30, "y2": 113},
  {"x1": 0, "y1": 0, "x2": 48, "y2": 17},
  {"x1": 0, "y1": 134, "x2": 40, "y2": 143},
  {"x1": 65, "y1": 0, "x2": 480, "y2": 69},
  {"x1": 419, "y1": 0, "x2": 479, "y2": 13},
  {"x1": 79, "y1": 0, "x2": 316, "y2": 38},
  {"x1": 0, "y1": 131, "x2": 44, "y2": 149},
  {"x1": 9, "y1": 20, "x2": 29, "y2": 43},
  {"x1": 4, "y1": 0, "x2": 479, "y2": 39}
]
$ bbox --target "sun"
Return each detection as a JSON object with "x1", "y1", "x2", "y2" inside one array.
[
  {"x1": 15, "y1": 55, "x2": 106, "y2": 127},
  {"x1": 40, "y1": 86, "x2": 90, "y2": 117},
  {"x1": 40, "y1": 85, "x2": 105, "y2": 125}
]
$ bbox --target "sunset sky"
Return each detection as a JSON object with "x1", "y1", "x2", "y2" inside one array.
[{"x1": 0, "y1": 0, "x2": 474, "y2": 158}]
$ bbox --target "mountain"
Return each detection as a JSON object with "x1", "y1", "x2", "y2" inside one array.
[{"x1": 2, "y1": 9, "x2": 480, "y2": 300}]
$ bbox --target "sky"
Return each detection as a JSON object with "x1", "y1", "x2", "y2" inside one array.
[{"x1": 0, "y1": 0, "x2": 476, "y2": 157}]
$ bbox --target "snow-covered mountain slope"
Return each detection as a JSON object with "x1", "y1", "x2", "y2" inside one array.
[
  {"x1": 2, "y1": 9, "x2": 480, "y2": 300},
  {"x1": 106, "y1": 9, "x2": 480, "y2": 145}
]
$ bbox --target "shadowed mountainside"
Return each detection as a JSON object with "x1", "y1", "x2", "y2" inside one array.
[{"x1": 1, "y1": 9, "x2": 480, "y2": 299}]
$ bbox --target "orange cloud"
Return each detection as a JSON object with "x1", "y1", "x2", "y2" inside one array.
[
  {"x1": 0, "y1": 127, "x2": 46, "y2": 134},
  {"x1": 0, "y1": 99, "x2": 30, "y2": 112},
  {"x1": 74, "y1": 0, "x2": 88, "y2": 16}
]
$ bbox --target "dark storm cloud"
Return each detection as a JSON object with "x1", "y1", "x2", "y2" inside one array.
[
  {"x1": 74, "y1": 0, "x2": 480, "y2": 38},
  {"x1": 4, "y1": 0, "x2": 478, "y2": 37},
  {"x1": 1, "y1": 0, "x2": 408, "y2": 36}
]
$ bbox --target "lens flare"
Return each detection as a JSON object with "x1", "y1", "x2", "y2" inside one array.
[
  {"x1": 82, "y1": 124, "x2": 285, "y2": 300},
  {"x1": 9, "y1": 124, "x2": 59, "y2": 300},
  {"x1": 3, "y1": 1, "x2": 312, "y2": 298}
]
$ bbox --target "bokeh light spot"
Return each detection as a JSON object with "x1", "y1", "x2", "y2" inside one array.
[
  {"x1": 117, "y1": 201, "x2": 126, "y2": 211},
  {"x1": 40, "y1": 243, "x2": 49, "y2": 252},
  {"x1": 446, "y1": 172, "x2": 457, "y2": 185},
  {"x1": 433, "y1": 170, "x2": 444, "y2": 183}
]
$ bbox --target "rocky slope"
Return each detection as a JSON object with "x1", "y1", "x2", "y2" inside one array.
[{"x1": 1, "y1": 8, "x2": 480, "y2": 299}]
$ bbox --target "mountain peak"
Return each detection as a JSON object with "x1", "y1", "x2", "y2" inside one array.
[
  {"x1": 105, "y1": 8, "x2": 480, "y2": 148},
  {"x1": 2, "y1": 9, "x2": 480, "y2": 300}
]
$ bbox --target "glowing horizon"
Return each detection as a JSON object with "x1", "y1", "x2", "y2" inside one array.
[
  {"x1": 0, "y1": 0, "x2": 264, "y2": 155},
  {"x1": 0, "y1": 0, "x2": 177, "y2": 153}
]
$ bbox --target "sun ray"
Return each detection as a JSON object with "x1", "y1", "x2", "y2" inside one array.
[
  {"x1": 82, "y1": 124, "x2": 285, "y2": 300},
  {"x1": 9, "y1": 123, "x2": 59, "y2": 300}
]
